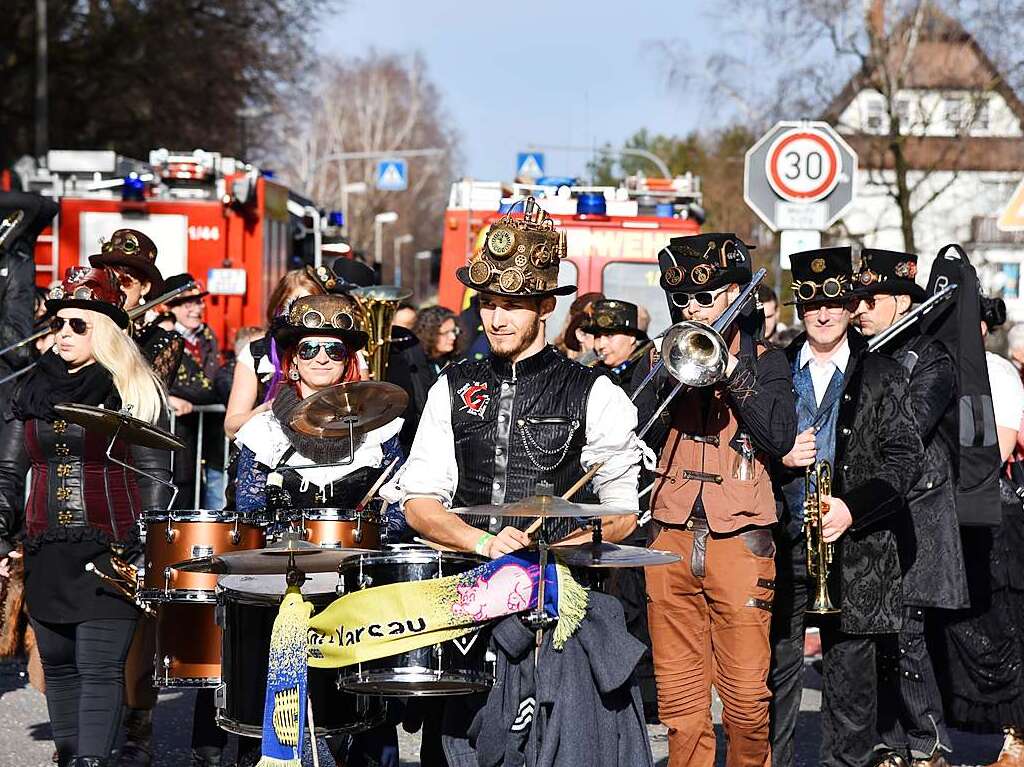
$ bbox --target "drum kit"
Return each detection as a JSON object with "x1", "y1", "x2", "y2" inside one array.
[{"x1": 58, "y1": 381, "x2": 682, "y2": 741}]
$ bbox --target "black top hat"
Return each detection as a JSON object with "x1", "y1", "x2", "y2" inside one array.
[
  {"x1": 658, "y1": 233, "x2": 753, "y2": 296},
  {"x1": 88, "y1": 229, "x2": 164, "y2": 296},
  {"x1": 46, "y1": 266, "x2": 130, "y2": 328},
  {"x1": 581, "y1": 299, "x2": 646, "y2": 338},
  {"x1": 163, "y1": 273, "x2": 209, "y2": 306},
  {"x1": 306, "y1": 259, "x2": 378, "y2": 295},
  {"x1": 456, "y1": 197, "x2": 576, "y2": 299},
  {"x1": 272, "y1": 294, "x2": 369, "y2": 351},
  {"x1": 853, "y1": 249, "x2": 925, "y2": 303},
  {"x1": 788, "y1": 247, "x2": 857, "y2": 305}
]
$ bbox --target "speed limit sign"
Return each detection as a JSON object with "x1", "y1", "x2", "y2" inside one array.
[{"x1": 744, "y1": 121, "x2": 857, "y2": 231}]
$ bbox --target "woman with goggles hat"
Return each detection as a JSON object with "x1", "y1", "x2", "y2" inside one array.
[{"x1": 0, "y1": 267, "x2": 171, "y2": 767}]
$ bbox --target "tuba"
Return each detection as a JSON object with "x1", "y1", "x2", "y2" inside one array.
[
  {"x1": 351, "y1": 285, "x2": 413, "y2": 382},
  {"x1": 804, "y1": 460, "x2": 839, "y2": 615}
]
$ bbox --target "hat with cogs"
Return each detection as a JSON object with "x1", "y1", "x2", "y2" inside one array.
[
  {"x1": 88, "y1": 229, "x2": 164, "y2": 296},
  {"x1": 788, "y1": 247, "x2": 857, "y2": 306},
  {"x1": 456, "y1": 197, "x2": 576, "y2": 298},
  {"x1": 580, "y1": 299, "x2": 646, "y2": 338},
  {"x1": 657, "y1": 233, "x2": 754, "y2": 295},
  {"x1": 853, "y1": 248, "x2": 925, "y2": 303},
  {"x1": 272, "y1": 294, "x2": 368, "y2": 351},
  {"x1": 46, "y1": 266, "x2": 130, "y2": 328}
]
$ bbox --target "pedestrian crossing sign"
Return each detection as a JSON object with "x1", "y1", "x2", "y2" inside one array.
[
  {"x1": 998, "y1": 178, "x2": 1024, "y2": 232},
  {"x1": 516, "y1": 152, "x2": 545, "y2": 180},
  {"x1": 376, "y1": 159, "x2": 408, "y2": 191}
]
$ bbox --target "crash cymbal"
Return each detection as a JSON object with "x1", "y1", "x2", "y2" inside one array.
[
  {"x1": 171, "y1": 540, "x2": 374, "y2": 575},
  {"x1": 54, "y1": 403, "x2": 185, "y2": 451},
  {"x1": 452, "y1": 495, "x2": 637, "y2": 519},
  {"x1": 553, "y1": 542, "x2": 680, "y2": 568},
  {"x1": 289, "y1": 381, "x2": 409, "y2": 438}
]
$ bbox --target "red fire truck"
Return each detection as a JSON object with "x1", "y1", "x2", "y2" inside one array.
[
  {"x1": 438, "y1": 175, "x2": 704, "y2": 337},
  {"x1": 16, "y1": 148, "x2": 319, "y2": 350}
]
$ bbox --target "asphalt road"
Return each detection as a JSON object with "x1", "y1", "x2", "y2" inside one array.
[{"x1": 0, "y1": 659, "x2": 1003, "y2": 766}]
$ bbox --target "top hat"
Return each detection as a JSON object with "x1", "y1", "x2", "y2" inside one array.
[
  {"x1": 163, "y1": 273, "x2": 209, "y2": 306},
  {"x1": 563, "y1": 292, "x2": 605, "y2": 352},
  {"x1": 306, "y1": 259, "x2": 378, "y2": 295},
  {"x1": 456, "y1": 197, "x2": 576, "y2": 298},
  {"x1": 788, "y1": 247, "x2": 857, "y2": 306},
  {"x1": 581, "y1": 299, "x2": 646, "y2": 338},
  {"x1": 853, "y1": 249, "x2": 925, "y2": 303},
  {"x1": 272, "y1": 294, "x2": 369, "y2": 351},
  {"x1": 658, "y1": 233, "x2": 754, "y2": 294},
  {"x1": 88, "y1": 229, "x2": 164, "y2": 296},
  {"x1": 46, "y1": 266, "x2": 130, "y2": 328}
]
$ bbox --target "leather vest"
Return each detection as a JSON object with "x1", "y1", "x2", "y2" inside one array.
[
  {"x1": 651, "y1": 335, "x2": 776, "y2": 534},
  {"x1": 447, "y1": 346, "x2": 601, "y2": 540}
]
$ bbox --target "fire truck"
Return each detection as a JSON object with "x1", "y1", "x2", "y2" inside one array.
[
  {"x1": 438, "y1": 175, "x2": 704, "y2": 337},
  {"x1": 12, "y1": 148, "x2": 320, "y2": 350}
]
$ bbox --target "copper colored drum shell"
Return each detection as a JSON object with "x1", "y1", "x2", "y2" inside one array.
[
  {"x1": 155, "y1": 602, "x2": 221, "y2": 687},
  {"x1": 301, "y1": 519, "x2": 381, "y2": 550}
]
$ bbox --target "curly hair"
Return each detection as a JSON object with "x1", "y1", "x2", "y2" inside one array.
[{"x1": 414, "y1": 305, "x2": 460, "y2": 360}]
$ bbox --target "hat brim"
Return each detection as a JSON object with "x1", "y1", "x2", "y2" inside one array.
[
  {"x1": 581, "y1": 323, "x2": 646, "y2": 338},
  {"x1": 88, "y1": 253, "x2": 165, "y2": 297},
  {"x1": 852, "y1": 281, "x2": 926, "y2": 303},
  {"x1": 165, "y1": 290, "x2": 210, "y2": 307},
  {"x1": 456, "y1": 267, "x2": 577, "y2": 298},
  {"x1": 272, "y1": 325, "x2": 369, "y2": 353},
  {"x1": 46, "y1": 298, "x2": 130, "y2": 329}
]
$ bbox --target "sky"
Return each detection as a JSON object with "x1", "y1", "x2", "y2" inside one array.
[{"x1": 315, "y1": 0, "x2": 724, "y2": 182}]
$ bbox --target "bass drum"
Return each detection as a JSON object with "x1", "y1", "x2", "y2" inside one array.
[
  {"x1": 141, "y1": 510, "x2": 265, "y2": 602},
  {"x1": 216, "y1": 573, "x2": 384, "y2": 737},
  {"x1": 336, "y1": 544, "x2": 494, "y2": 696},
  {"x1": 289, "y1": 507, "x2": 381, "y2": 550},
  {"x1": 154, "y1": 602, "x2": 221, "y2": 688}
]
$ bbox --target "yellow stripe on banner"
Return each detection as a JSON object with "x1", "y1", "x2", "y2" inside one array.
[{"x1": 306, "y1": 573, "x2": 477, "y2": 668}]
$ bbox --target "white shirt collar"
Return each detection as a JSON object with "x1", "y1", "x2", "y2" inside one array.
[{"x1": 799, "y1": 337, "x2": 851, "y2": 372}]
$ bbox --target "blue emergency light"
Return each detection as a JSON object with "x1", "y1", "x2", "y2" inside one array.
[
  {"x1": 122, "y1": 173, "x2": 145, "y2": 202},
  {"x1": 576, "y1": 192, "x2": 607, "y2": 217},
  {"x1": 328, "y1": 211, "x2": 345, "y2": 227}
]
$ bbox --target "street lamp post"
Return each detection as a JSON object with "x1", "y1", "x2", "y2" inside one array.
[
  {"x1": 373, "y1": 211, "x2": 399, "y2": 280},
  {"x1": 414, "y1": 250, "x2": 433, "y2": 303},
  {"x1": 393, "y1": 233, "x2": 414, "y2": 286},
  {"x1": 339, "y1": 180, "x2": 368, "y2": 238}
]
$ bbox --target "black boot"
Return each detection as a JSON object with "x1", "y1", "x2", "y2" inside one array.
[
  {"x1": 115, "y1": 707, "x2": 153, "y2": 767},
  {"x1": 190, "y1": 746, "x2": 224, "y2": 767}
]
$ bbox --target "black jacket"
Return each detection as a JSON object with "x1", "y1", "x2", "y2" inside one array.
[{"x1": 778, "y1": 330, "x2": 923, "y2": 634}]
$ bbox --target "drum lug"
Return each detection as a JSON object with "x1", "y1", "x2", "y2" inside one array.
[
  {"x1": 214, "y1": 683, "x2": 226, "y2": 709},
  {"x1": 358, "y1": 574, "x2": 373, "y2": 589},
  {"x1": 231, "y1": 517, "x2": 241, "y2": 545},
  {"x1": 215, "y1": 602, "x2": 225, "y2": 628},
  {"x1": 354, "y1": 515, "x2": 363, "y2": 544},
  {"x1": 163, "y1": 566, "x2": 172, "y2": 596},
  {"x1": 164, "y1": 520, "x2": 175, "y2": 543},
  {"x1": 162, "y1": 655, "x2": 171, "y2": 687}
]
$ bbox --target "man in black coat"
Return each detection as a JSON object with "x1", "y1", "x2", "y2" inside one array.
[
  {"x1": 768, "y1": 247, "x2": 923, "y2": 767},
  {"x1": 851, "y1": 250, "x2": 968, "y2": 766}
]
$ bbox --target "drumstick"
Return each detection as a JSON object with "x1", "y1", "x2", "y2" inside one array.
[
  {"x1": 354, "y1": 456, "x2": 401, "y2": 513},
  {"x1": 307, "y1": 697, "x2": 319, "y2": 767},
  {"x1": 524, "y1": 461, "x2": 605, "y2": 537},
  {"x1": 413, "y1": 536, "x2": 458, "y2": 552}
]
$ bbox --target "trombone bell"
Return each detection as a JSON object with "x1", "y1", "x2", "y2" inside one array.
[{"x1": 662, "y1": 321, "x2": 729, "y2": 388}]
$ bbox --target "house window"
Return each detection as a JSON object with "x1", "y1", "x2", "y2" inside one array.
[
  {"x1": 973, "y1": 98, "x2": 991, "y2": 131},
  {"x1": 895, "y1": 97, "x2": 911, "y2": 129},
  {"x1": 866, "y1": 97, "x2": 886, "y2": 133},
  {"x1": 944, "y1": 97, "x2": 964, "y2": 131}
]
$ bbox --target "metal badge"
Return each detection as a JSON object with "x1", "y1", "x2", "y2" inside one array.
[
  {"x1": 498, "y1": 268, "x2": 525, "y2": 293},
  {"x1": 122, "y1": 233, "x2": 139, "y2": 254},
  {"x1": 73, "y1": 286, "x2": 94, "y2": 300},
  {"x1": 468, "y1": 260, "x2": 492, "y2": 285},
  {"x1": 514, "y1": 253, "x2": 529, "y2": 268},
  {"x1": 596, "y1": 312, "x2": 613, "y2": 327},
  {"x1": 530, "y1": 244, "x2": 551, "y2": 267},
  {"x1": 858, "y1": 270, "x2": 878, "y2": 286},
  {"x1": 487, "y1": 227, "x2": 516, "y2": 259},
  {"x1": 49, "y1": 286, "x2": 65, "y2": 299},
  {"x1": 811, "y1": 258, "x2": 827, "y2": 273},
  {"x1": 691, "y1": 264, "x2": 712, "y2": 285},
  {"x1": 894, "y1": 261, "x2": 917, "y2": 278},
  {"x1": 663, "y1": 266, "x2": 684, "y2": 287}
]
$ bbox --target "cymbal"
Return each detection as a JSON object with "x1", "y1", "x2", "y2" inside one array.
[
  {"x1": 288, "y1": 381, "x2": 409, "y2": 438},
  {"x1": 452, "y1": 495, "x2": 637, "y2": 519},
  {"x1": 553, "y1": 542, "x2": 681, "y2": 569},
  {"x1": 54, "y1": 403, "x2": 185, "y2": 451},
  {"x1": 171, "y1": 540, "x2": 374, "y2": 575}
]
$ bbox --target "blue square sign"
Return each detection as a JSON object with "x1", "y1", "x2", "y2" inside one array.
[
  {"x1": 376, "y1": 159, "x2": 408, "y2": 191},
  {"x1": 516, "y1": 152, "x2": 544, "y2": 179}
]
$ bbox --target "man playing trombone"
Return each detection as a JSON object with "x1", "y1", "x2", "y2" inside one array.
[
  {"x1": 636, "y1": 234, "x2": 797, "y2": 767},
  {"x1": 768, "y1": 247, "x2": 923, "y2": 767},
  {"x1": 851, "y1": 249, "x2": 967, "y2": 767}
]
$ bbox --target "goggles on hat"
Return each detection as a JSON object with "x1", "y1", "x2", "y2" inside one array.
[
  {"x1": 670, "y1": 285, "x2": 729, "y2": 308},
  {"x1": 297, "y1": 340, "x2": 348, "y2": 361},
  {"x1": 792, "y1": 277, "x2": 849, "y2": 302}
]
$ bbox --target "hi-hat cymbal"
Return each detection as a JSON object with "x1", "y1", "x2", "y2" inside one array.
[
  {"x1": 172, "y1": 540, "x2": 374, "y2": 575},
  {"x1": 54, "y1": 403, "x2": 185, "y2": 451},
  {"x1": 452, "y1": 495, "x2": 637, "y2": 519},
  {"x1": 288, "y1": 381, "x2": 409, "y2": 438},
  {"x1": 553, "y1": 542, "x2": 680, "y2": 568}
]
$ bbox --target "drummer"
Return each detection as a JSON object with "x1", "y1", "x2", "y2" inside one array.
[
  {"x1": 398, "y1": 198, "x2": 647, "y2": 762},
  {"x1": 0, "y1": 266, "x2": 172, "y2": 767}
]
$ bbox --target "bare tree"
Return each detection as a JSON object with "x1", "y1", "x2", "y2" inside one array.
[{"x1": 276, "y1": 52, "x2": 459, "y2": 286}]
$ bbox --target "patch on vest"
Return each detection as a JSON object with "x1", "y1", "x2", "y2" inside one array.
[{"x1": 457, "y1": 382, "x2": 490, "y2": 418}]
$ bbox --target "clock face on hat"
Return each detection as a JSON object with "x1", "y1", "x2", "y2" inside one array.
[{"x1": 487, "y1": 227, "x2": 516, "y2": 259}]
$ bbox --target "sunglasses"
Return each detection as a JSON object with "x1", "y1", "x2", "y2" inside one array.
[
  {"x1": 49, "y1": 317, "x2": 91, "y2": 335},
  {"x1": 670, "y1": 286, "x2": 728, "y2": 308},
  {"x1": 441, "y1": 327, "x2": 461, "y2": 337},
  {"x1": 297, "y1": 340, "x2": 348, "y2": 361}
]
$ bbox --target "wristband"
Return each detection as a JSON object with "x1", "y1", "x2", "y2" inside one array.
[{"x1": 474, "y1": 532, "x2": 495, "y2": 556}]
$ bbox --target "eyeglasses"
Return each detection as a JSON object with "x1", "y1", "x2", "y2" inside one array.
[
  {"x1": 440, "y1": 327, "x2": 461, "y2": 337},
  {"x1": 49, "y1": 317, "x2": 91, "y2": 335},
  {"x1": 792, "y1": 277, "x2": 849, "y2": 302},
  {"x1": 297, "y1": 340, "x2": 348, "y2": 361},
  {"x1": 670, "y1": 285, "x2": 728, "y2": 308}
]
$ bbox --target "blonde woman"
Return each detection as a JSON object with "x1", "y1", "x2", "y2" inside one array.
[{"x1": 0, "y1": 267, "x2": 172, "y2": 767}]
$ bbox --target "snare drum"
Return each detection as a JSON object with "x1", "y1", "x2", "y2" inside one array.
[
  {"x1": 336, "y1": 544, "x2": 494, "y2": 696},
  {"x1": 155, "y1": 602, "x2": 221, "y2": 688},
  {"x1": 140, "y1": 510, "x2": 265, "y2": 602},
  {"x1": 288, "y1": 507, "x2": 381, "y2": 549},
  {"x1": 216, "y1": 573, "x2": 385, "y2": 737}
]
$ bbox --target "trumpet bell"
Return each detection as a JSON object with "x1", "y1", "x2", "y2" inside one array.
[{"x1": 662, "y1": 321, "x2": 729, "y2": 387}]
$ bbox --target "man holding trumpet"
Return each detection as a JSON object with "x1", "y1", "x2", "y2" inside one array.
[{"x1": 768, "y1": 247, "x2": 923, "y2": 767}]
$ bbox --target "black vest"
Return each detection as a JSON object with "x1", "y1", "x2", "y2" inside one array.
[{"x1": 447, "y1": 346, "x2": 603, "y2": 539}]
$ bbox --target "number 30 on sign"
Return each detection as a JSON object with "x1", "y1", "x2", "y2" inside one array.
[{"x1": 765, "y1": 128, "x2": 842, "y2": 203}]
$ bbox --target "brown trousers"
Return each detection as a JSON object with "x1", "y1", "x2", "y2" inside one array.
[{"x1": 646, "y1": 524, "x2": 775, "y2": 767}]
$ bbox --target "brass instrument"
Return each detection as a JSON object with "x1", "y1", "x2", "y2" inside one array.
[
  {"x1": 351, "y1": 285, "x2": 413, "y2": 382},
  {"x1": 0, "y1": 210, "x2": 25, "y2": 250},
  {"x1": 85, "y1": 556, "x2": 155, "y2": 615},
  {"x1": 804, "y1": 460, "x2": 839, "y2": 615}
]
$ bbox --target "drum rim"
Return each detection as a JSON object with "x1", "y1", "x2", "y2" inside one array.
[
  {"x1": 140, "y1": 588, "x2": 217, "y2": 603},
  {"x1": 143, "y1": 509, "x2": 247, "y2": 523},
  {"x1": 215, "y1": 710, "x2": 384, "y2": 738},
  {"x1": 338, "y1": 667, "x2": 494, "y2": 696},
  {"x1": 155, "y1": 675, "x2": 222, "y2": 688},
  {"x1": 285, "y1": 507, "x2": 381, "y2": 522},
  {"x1": 338, "y1": 545, "x2": 483, "y2": 570}
]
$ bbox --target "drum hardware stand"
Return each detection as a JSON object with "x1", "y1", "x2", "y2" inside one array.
[
  {"x1": 525, "y1": 483, "x2": 557, "y2": 635},
  {"x1": 104, "y1": 420, "x2": 180, "y2": 510}
]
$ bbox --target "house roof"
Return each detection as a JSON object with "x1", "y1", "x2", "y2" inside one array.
[{"x1": 845, "y1": 134, "x2": 1024, "y2": 173}]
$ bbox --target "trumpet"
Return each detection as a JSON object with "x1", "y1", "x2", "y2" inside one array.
[
  {"x1": 804, "y1": 460, "x2": 839, "y2": 615},
  {"x1": 85, "y1": 556, "x2": 154, "y2": 616}
]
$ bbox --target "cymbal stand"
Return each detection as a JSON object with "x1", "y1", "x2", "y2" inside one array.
[{"x1": 104, "y1": 422, "x2": 180, "y2": 510}]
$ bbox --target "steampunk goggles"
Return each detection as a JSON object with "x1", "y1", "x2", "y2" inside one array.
[{"x1": 792, "y1": 277, "x2": 850, "y2": 302}]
